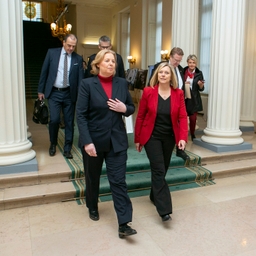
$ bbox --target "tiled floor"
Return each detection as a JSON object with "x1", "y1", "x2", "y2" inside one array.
[
  {"x1": 1, "y1": 173, "x2": 256, "y2": 255},
  {"x1": 1, "y1": 100, "x2": 256, "y2": 255}
]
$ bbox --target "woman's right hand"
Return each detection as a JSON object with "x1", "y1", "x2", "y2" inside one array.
[
  {"x1": 84, "y1": 143, "x2": 97, "y2": 157},
  {"x1": 135, "y1": 143, "x2": 143, "y2": 152}
]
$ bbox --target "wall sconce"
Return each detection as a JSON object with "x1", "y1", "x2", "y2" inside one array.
[
  {"x1": 161, "y1": 50, "x2": 169, "y2": 60},
  {"x1": 127, "y1": 56, "x2": 136, "y2": 65}
]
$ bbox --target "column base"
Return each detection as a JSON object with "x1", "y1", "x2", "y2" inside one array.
[
  {"x1": 193, "y1": 138, "x2": 252, "y2": 153},
  {"x1": 239, "y1": 121, "x2": 254, "y2": 132},
  {"x1": 0, "y1": 157, "x2": 38, "y2": 175}
]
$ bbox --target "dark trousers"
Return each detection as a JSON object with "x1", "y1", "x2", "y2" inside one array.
[
  {"x1": 189, "y1": 112, "x2": 197, "y2": 135},
  {"x1": 144, "y1": 134, "x2": 175, "y2": 216},
  {"x1": 48, "y1": 90, "x2": 75, "y2": 152},
  {"x1": 81, "y1": 146, "x2": 133, "y2": 225}
]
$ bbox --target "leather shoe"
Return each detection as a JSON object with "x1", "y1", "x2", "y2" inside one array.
[
  {"x1": 89, "y1": 209, "x2": 99, "y2": 221},
  {"x1": 176, "y1": 147, "x2": 190, "y2": 161},
  {"x1": 191, "y1": 134, "x2": 196, "y2": 141},
  {"x1": 118, "y1": 224, "x2": 137, "y2": 238},
  {"x1": 63, "y1": 151, "x2": 73, "y2": 159},
  {"x1": 161, "y1": 214, "x2": 172, "y2": 222},
  {"x1": 49, "y1": 144, "x2": 56, "y2": 156}
]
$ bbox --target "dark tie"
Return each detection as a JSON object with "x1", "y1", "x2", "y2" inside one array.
[{"x1": 63, "y1": 52, "x2": 68, "y2": 87}]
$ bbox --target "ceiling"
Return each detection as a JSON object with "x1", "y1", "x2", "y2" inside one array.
[{"x1": 38, "y1": 0, "x2": 126, "y2": 8}]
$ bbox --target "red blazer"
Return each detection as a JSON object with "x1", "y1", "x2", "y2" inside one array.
[{"x1": 134, "y1": 85, "x2": 188, "y2": 146}]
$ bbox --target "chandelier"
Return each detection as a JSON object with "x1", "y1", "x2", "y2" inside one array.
[{"x1": 50, "y1": 0, "x2": 72, "y2": 41}]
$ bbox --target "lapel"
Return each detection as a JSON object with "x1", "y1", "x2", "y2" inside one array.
[
  {"x1": 152, "y1": 85, "x2": 159, "y2": 114},
  {"x1": 93, "y1": 76, "x2": 109, "y2": 100},
  {"x1": 112, "y1": 77, "x2": 120, "y2": 99},
  {"x1": 69, "y1": 52, "x2": 76, "y2": 76},
  {"x1": 53, "y1": 48, "x2": 62, "y2": 73},
  {"x1": 170, "y1": 87, "x2": 176, "y2": 115}
]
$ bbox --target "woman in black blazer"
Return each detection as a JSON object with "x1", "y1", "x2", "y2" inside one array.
[
  {"x1": 76, "y1": 49, "x2": 137, "y2": 238},
  {"x1": 183, "y1": 54, "x2": 205, "y2": 141}
]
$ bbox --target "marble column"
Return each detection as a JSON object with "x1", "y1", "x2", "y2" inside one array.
[
  {"x1": 171, "y1": 0, "x2": 200, "y2": 133},
  {"x1": 172, "y1": 0, "x2": 199, "y2": 66},
  {"x1": 239, "y1": 0, "x2": 256, "y2": 130},
  {"x1": 0, "y1": 0, "x2": 36, "y2": 168},
  {"x1": 201, "y1": 0, "x2": 246, "y2": 146}
]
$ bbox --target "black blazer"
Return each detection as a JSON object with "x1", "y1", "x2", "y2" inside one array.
[
  {"x1": 76, "y1": 76, "x2": 135, "y2": 153},
  {"x1": 38, "y1": 48, "x2": 84, "y2": 102},
  {"x1": 85, "y1": 53, "x2": 125, "y2": 78},
  {"x1": 183, "y1": 66, "x2": 204, "y2": 112}
]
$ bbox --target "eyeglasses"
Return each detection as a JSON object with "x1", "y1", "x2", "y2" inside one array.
[
  {"x1": 171, "y1": 57, "x2": 182, "y2": 63},
  {"x1": 99, "y1": 45, "x2": 111, "y2": 49}
]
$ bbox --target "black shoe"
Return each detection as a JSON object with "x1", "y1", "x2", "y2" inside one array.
[
  {"x1": 63, "y1": 151, "x2": 73, "y2": 159},
  {"x1": 49, "y1": 144, "x2": 56, "y2": 156},
  {"x1": 161, "y1": 214, "x2": 172, "y2": 222},
  {"x1": 89, "y1": 209, "x2": 99, "y2": 221},
  {"x1": 118, "y1": 224, "x2": 137, "y2": 238},
  {"x1": 191, "y1": 134, "x2": 196, "y2": 141},
  {"x1": 176, "y1": 148, "x2": 190, "y2": 161}
]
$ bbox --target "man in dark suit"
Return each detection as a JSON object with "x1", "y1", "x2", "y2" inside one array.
[
  {"x1": 85, "y1": 35, "x2": 125, "y2": 78},
  {"x1": 149, "y1": 47, "x2": 190, "y2": 162},
  {"x1": 38, "y1": 34, "x2": 83, "y2": 159}
]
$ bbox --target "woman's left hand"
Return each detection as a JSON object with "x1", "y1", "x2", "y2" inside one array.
[
  {"x1": 107, "y1": 98, "x2": 127, "y2": 113},
  {"x1": 177, "y1": 140, "x2": 186, "y2": 150}
]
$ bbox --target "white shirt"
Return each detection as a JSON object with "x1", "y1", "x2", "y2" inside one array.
[
  {"x1": 175, "y1": 67, "x2": 183, "y2": 89},
  {"x1": 54, "y1": 48, "x2": 71, "y2": 88}
]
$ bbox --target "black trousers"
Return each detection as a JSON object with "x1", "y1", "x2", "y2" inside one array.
[
  {"x1": 144, "y1": 134, "x2": 175, "y2": 216},
  {"x1": 81, "y1": 146, "x2": 133, "y2": 225}
]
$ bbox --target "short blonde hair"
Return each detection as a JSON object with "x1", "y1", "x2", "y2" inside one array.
[
  {"x1": 90, "y1": 49, "x2": 117, "y2": 76},
  {"x1": 186, "y1": 54, "x2": 197, "y2": 63},
  {"x1": 149, "y1": 62, "x2": 178, "y2": 89}
]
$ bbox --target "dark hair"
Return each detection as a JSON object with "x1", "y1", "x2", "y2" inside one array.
[
  {"x1": 63, "y1": 34, "x2": 78, "y2": 42},
  {"x1": 170, "y1": 47, "x2": 184, "y2": 57},
  {"x1": 99, "y1": 35, "x2": 111, "y2": 44}
]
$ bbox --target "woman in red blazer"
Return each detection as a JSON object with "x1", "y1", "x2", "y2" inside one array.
[{"x1": 134, "y1": 62, "x2": 188, "y2": 222}]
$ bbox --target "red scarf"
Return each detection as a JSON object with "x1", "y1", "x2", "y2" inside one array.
[{"x1": 185, "y1": 69, "x2": 194, "y2": 80}]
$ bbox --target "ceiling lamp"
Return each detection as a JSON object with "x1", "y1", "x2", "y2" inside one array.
[{"x1": 50, "y1": 0, "x2": 72, "y2": 41}]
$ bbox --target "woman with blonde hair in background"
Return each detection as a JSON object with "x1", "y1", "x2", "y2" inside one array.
[{"x1": 183, "y1": 54, "x2": 205, "y2": 141}]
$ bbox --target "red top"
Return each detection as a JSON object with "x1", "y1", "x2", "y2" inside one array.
[{"x1": 98, "y1": 74, "x2": 113, "y2": 99}]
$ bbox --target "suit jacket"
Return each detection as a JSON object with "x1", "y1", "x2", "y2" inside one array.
[
  {"x1": 76, "y1": 76, "x2": 135, "y2": 153},
  {"x1": 38, "y1": 47, "x2": 84, "y2": 102},
  {"x1": 134, "y1": 85, "x2": 188, "y2": 146},
  {"x1": 148, "y1": 61, "x2": 185, "y2": 88},
  {"x1": 85, "y1": 53, "x2": 125, "y2": 78}
]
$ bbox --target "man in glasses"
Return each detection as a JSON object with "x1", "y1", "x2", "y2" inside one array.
[
  {"x1": 85, "y1": 35, "x2": 125, "y2": 78},
  {"x1": 148, "y1": 47, "x2": 190, "y2": 162}
]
